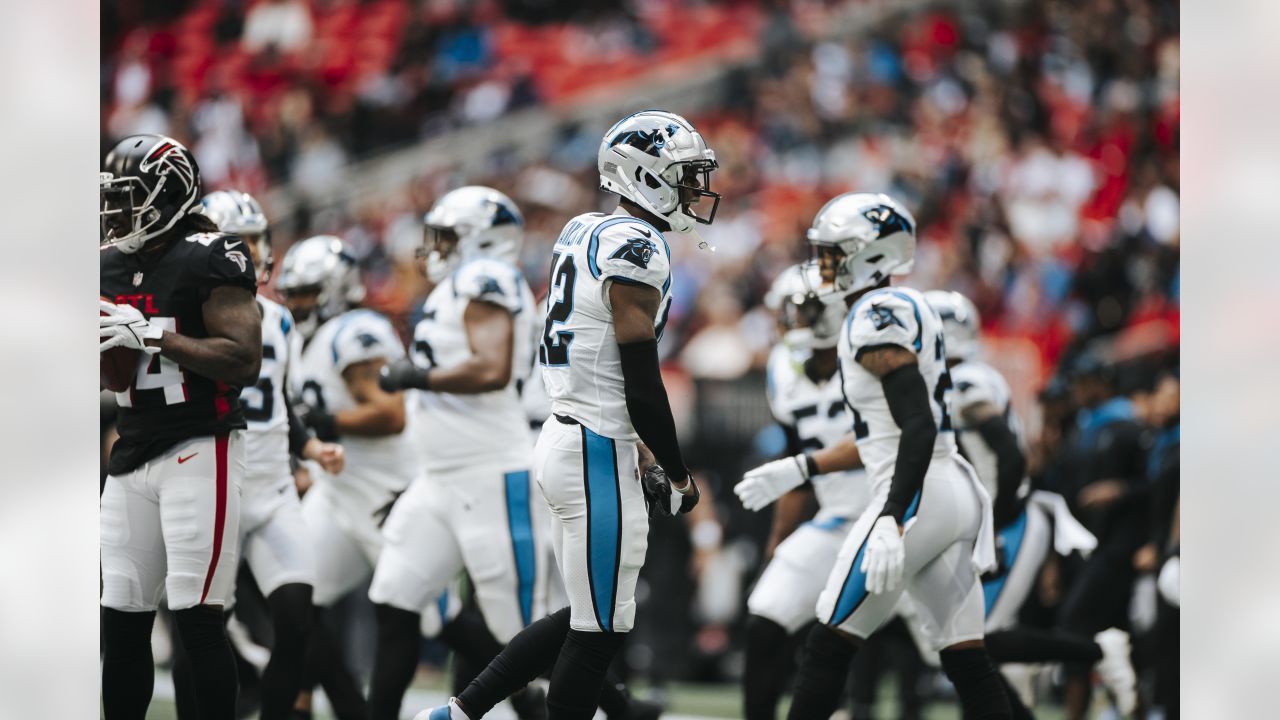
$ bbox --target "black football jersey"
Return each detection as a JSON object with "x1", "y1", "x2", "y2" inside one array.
[{"x1": 101, "y1": 220, "x2": 258, "y2": 475}]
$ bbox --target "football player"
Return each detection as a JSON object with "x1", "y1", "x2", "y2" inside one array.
[
  {"x1": 368, "y1": 186, "x2": 550, "y2": 720},
  {"x1": 924, "y1": 290, "x2": 1135, "y2": 717},
  {"x1": 418, "y1": 109, "x2": 714, "y2": 720},
  {"x1": 734, "y1": 263, "x2": 871, "y2": 720},
  {"x1": 277, "y1": 235, "x2": 416, "y2": 720},
  {"x1": 100, "y1": 134, "x2": 261, "y2": 719},
  {"x1": 197, "y1": 190, "x2": 346, "y2": 720},
  {"x1": 741, "y1": 192, "x2": 1012, "y2": 719}
]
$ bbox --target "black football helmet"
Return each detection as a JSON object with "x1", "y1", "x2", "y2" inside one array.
[{"x1": 101, "y1": 134, "x2": 202, "y2": 253}]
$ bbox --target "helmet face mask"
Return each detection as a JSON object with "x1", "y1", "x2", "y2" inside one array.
[
  {"x1": 419, "y1": 225, "x2": 461, "y2": 283},
  {"x1": 100, "y1": 135, "x2": 201, "y2": 254},
  {"x1": 768, "y1": 261, "x2": 848, "y2": 351}
]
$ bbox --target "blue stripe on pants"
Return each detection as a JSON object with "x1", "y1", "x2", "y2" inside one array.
[
  {"x1": 582, "y1": 427, "x2": 621, "y2": 632},
  {"x1": 504, "y1": 470, "x2": 537, "y2": 627},
  {"x1": 828, "y1": 491, "x2": 922, "y2": 627},
  {"x1": 437, "y1": 588, "x2": 449, "y2": 621},
  {"x1": 982, "y1": 508, "x2": 1028, "y2": 617}
]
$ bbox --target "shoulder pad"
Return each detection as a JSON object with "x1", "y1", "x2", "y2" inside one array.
[
  {"x1": 330, "y1": 310, "x2": 404, "y2": 371},
  {"x1": 452, "y1": 259, "x2": 524, "y2": 313},
  {"x1": 847, "y1": 288, "x2": 925, "y2": 359},
  {"x1": 189, "y1": 232, "x2": 256, "y2": 292},
  {"x1": 588, "y1": 217, "x2": 671, "y2": 294}
]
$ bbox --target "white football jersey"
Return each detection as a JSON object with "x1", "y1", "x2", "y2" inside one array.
[
  {"x1": 539, "y1": 209, "x2": 675, "y2": 440},
  {"x1": 412, "y1": 258, "x2": 538, "y2": 471},
  {"x1": 765, "y1": 344, "x2": 869, "y2": 519},
  {"x1": 837, "y1": 286, "x2": 958, "y2": 496},
  {"x1": 949, "y1": 359, "x2": 1025, "y2": 501},
  {"x1": 292, "y1": 309, "x2": 415, "y2": 509},
  {"x1": 241, "y1": 297, "x2": 302, "y2": 485}
]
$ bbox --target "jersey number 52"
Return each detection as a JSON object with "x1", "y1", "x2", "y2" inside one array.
[{"x1": 539, "y1": 252, "x2": 576, "y2": 366}]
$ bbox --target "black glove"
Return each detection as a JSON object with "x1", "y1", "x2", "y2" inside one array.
[
  {"x1": 641, "y1": 465, "x2": 699, "y2": 518},
  {"x1": 294, "y1": 401, "x2": 338, "y2": 442},
  {"x1": 379, "y1": 358, "x2": 430, "y2": 393}
]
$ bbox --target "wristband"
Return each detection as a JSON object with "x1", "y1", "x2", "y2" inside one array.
[{"x1": 803, "y1": 453, "x2": 820, "y2": 478}]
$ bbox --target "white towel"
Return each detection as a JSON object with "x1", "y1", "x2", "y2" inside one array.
[{"x1": 1029, "y1": 490, "x2": 1097, "y2": 557}]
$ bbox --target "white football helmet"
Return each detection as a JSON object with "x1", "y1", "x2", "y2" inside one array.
[
  {"x1": 200, "y1": 190, "x2": 272, "y2": 284},
  {"x1": 421, "y1": 186, "x2": 524, "y2": 283},
  {"x1": 598, "y1": 110, "x2": 719, "y2": 235},
  {"x1": 925, "y1": 290, "x2": 982, "y2": 362},
  {"x1": 765, "y1": 262, "x2": 848, "y2": 351},
  {"x1": 807, "y1": 192, "x2": 916, "y2": 293},
  {"x1": 275, "y1": 235, "x2": 365, "y2": 339}
]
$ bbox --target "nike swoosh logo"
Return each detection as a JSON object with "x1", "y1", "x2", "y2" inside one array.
[
  {"x1": 224, "y1": 240, "x2": 242, "y2": 250},
  {"x1": 177, "y1": 453, "x2": 198, "y2": 464},
  {"x1": 636, "y1": 228, "x2": 652, "y2": 238}
]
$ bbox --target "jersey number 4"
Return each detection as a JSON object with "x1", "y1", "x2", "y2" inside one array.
[{"x1": 539, "y1": 252, "x2": 576, "y2": 366}]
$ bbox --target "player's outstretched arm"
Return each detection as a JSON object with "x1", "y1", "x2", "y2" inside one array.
[
  {"x1": 157, "y1": 285, "x2": 262, "y2": 386},
  {"x1": 611, "y1": 281, "x2": 690, "y2": 490},
  {"x1": 860, "y1": 345, "x2": 935, "y2": 525},
  {"x1": 810, "y1": 433, "x2": 864, "y2": 474},
  {"x1": 961, "y1": 400, "x2": 1026, "y2": 528},
  {"x1": 333, "y1": 359, "x2": 407, "y2": 437}
]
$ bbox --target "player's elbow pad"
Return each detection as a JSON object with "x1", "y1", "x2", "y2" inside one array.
[{"x1": 880, "y1": 364, "x2": 936, "y2": 522}]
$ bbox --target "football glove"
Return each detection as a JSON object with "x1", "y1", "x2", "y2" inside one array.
[
  {"x1": 642, "y1": 465, "x2": 699, "y2": 518},
  {"x1": 379, "y1": 358, "x2": 430, "y2": 392},
  {"x1": 861, "y1": 516, "x2": 905, "y2": 595},
  {"x1": 735, "y1": 454, "x2": 810, "y2": 511},
  {"x1": 293, "y1": 400, "x2": 339, "y2": 442},
  {"x1": 100, "y1": 299, "x2": 163, "y2": 354}
]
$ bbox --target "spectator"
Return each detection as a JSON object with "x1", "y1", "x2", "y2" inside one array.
[{"x1": 242, "y1": 0, "x2": 312, "y2": 54}]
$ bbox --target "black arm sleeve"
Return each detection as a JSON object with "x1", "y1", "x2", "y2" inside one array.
[
  {"x1": 974, "y1": 415, "x2": 1028, "y2": 529},
  {"x1": 880, "y1": 363, "x2": 937, "y2": 523},
  {"x1": 618, "y1": 338, "x2": 689, "y2": 483},
  {"x1": 283, "y1": 387, "x2": 313, "y2": 458}
]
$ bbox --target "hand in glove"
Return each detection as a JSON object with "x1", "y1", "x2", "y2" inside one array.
[
  {"x1": 735, "y1": 454, "x2": 810, "y2": 511},
  {"x1": 100, "y1": 299, "x2": 163, "y2": 354},
  {"x1": 379, "y1": 358, "x2": 430, "y2": 393},
  {"x1": 642, "y1": 464, "x2": 699, "y2": 518},
  {"x1": 294, "y1": 400, "x2": 339, "y2": 442},
  {"x1": 861, "y1": 516, "x2": 905, "y2": 595}
]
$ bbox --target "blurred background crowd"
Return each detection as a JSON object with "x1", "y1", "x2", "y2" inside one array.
[{"x1": 102, "y1": 0, "x2": 1179, "y2": 716}]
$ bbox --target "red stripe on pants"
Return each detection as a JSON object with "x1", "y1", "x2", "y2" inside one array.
[{"x1": 199, "y1": 433, "x2": 229, "y2": 604}]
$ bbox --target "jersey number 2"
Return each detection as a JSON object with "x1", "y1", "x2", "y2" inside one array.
[{"x1": 539, "y1": 252, "x2": 576, "y2": 366}]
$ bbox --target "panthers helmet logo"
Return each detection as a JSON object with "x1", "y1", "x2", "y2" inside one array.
[
  {"x1": 609, "y1": 237, "x2": 657, "y2": 269},
  {"x1": 862, "y1": 205, "x2": 915, "y2": 239}
]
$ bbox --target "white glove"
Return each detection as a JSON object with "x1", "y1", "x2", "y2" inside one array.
[
  {"x1": 735, "y1": 454, "x2": 809, "y2": 511},
  {"x1": 861, "y1": 516, "x2": 905, "y2": 595},
  {"x1": 1157, "y1": 555, "x2": 1179, "y2": 607},
  {"x1": 100, "y1": 300, "x2": 163, "y2": 354}
]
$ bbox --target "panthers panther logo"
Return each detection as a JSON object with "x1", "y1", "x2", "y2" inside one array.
[
  {"x1": 476, "y1": 275, "x2": 505, "y2": 297},
  {"x1": 868, "y1": 303, "x2": 906, "y2": 332},
  {"x1": 609, "y1": 237, "x2": 657, "y2": 269},
  {"x1": 862, "y1": 205, "x2": 915, "y2": 239}
]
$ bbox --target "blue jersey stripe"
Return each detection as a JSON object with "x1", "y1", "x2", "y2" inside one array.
[
  {"x1": 828, "y1": 490, "x2": 922, "y2": 627},
  {"x1": 982, "y1": 508, "x2": 1028, "y2": 618},
  {"x1": 583, "y1": 427, "x2": 622, "y2": 632},
  {"x1": 504, "y1": 470, "x2": 537, "y2": 627}
]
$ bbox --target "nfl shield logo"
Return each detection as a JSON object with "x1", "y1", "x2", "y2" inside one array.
[{"x1": 132, "y1": 272, "x2": 144, "y2": 287}]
